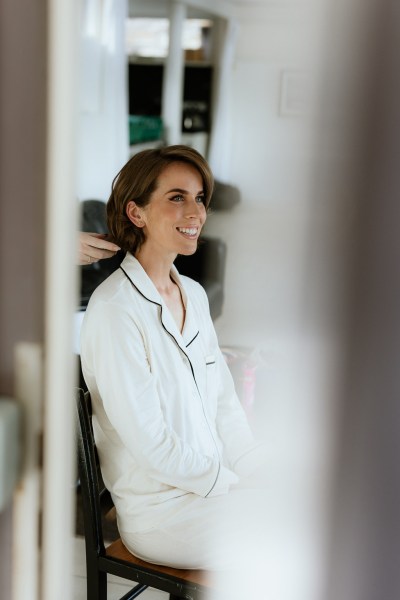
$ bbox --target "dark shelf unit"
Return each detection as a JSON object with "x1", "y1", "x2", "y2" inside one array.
[{"x1": 128, "y1": 62, "x2": 213, "y2": 133}]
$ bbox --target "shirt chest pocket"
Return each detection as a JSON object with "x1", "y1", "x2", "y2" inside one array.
[{"x1": 205, "y1": 355, "x2": 218, "y2": 418}]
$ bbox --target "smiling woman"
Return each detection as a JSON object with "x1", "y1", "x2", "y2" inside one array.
[
  {"x1": 107, "y1": 145, "x2": 214, "y2": 257},
  {"x1": 80, "y1": 145, "x2": 268, "y2": 574},
  {"x1": 126, "y1": 161, "x2": 207, "y2": 259}
]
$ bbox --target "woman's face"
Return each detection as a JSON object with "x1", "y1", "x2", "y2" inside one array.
[{"x1": 130, "y1": 161, "x2": 207, "y2": 258}]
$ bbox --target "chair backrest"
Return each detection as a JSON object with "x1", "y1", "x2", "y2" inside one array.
[{"x1": 76, "y1": 388, "x2": 114, "y2": 558}]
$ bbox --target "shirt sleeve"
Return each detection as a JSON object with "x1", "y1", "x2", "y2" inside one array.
[
  {"x1": 81, "y1": 299, "x2": 238, "y2": 497},
  {"x1": 196, "y1": 286, "x2": 267, "y2": 478}
]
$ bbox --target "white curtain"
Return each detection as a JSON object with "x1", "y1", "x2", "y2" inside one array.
[{"x1": 76, "y1": 0, "x2": 129, "y2": 201}]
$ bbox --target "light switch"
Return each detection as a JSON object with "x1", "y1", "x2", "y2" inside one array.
[{"x1": 0, "y1": 398, "x2": 21, "y2": 512}]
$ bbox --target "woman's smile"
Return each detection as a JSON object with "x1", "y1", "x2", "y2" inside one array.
[{"x1": 176, "y1": 226, "x2": 200, "y2": 239}]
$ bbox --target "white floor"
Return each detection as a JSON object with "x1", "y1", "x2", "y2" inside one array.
[{"x1": 73, "y1": 536, "x2": 169, "y2": 600}]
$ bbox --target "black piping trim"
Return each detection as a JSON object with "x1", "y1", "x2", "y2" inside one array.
[
  {"x1": 186, "y1": 331, "x2": 199, "y2": 348},
  {"x1": 120, "y1": 266, "x2": 222, "y2": 474},
  {"x1": 120, "y1": 266, "x2": 161, "y2": 308},
  {"x1": 205, "y1": 461, "x2": 221, "y2": 497}
]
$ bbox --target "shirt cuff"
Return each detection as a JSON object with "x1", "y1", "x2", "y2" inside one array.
[
  {"x1": 206, "y1": 464, "x2": 239, "y2": 497},
  {"x1": 232, "y1": 443, "x2": 267, "y2": 478}
]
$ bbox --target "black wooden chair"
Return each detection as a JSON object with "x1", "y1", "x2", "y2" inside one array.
[{"x1": 76, "y1": 388, "x2": 213, "y2": 600}]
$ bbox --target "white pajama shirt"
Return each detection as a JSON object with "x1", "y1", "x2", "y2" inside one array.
[{"x1": 80, "y1": 253, "x2": 265, "y2": 568}]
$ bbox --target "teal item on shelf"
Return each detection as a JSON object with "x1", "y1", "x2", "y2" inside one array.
[{"x1": 129, "y1": 115, "x2": 163, "y2": 145}]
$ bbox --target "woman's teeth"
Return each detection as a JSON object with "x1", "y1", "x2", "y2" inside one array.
[{"x1": 178, "y1": 228, "x2": 197, "y2": 235}]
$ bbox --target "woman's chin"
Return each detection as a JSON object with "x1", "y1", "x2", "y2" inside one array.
[{"x1": 177, "y1": 241, "x2": 199, "y2": 256}]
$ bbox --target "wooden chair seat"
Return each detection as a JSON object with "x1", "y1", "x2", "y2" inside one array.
[{"x1": 106, "y1": 538, "x2": 214, "y2": 588}]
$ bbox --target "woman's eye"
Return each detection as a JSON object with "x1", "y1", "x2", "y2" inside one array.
[
  {"x1": 196, "y1": 195, "x2": 205, "y2": 204},
  {"x1": 170, "y1": 195, "x2": 184, "y2": 202}
]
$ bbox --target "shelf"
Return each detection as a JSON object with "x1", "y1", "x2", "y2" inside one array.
[{"x1": 128, "y1": 56, "x2": 212, "y2": 68}]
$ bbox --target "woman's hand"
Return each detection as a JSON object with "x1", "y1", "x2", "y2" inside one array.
[{"x1": 77, "y1": 232, "x2": 121, "y2": 265}]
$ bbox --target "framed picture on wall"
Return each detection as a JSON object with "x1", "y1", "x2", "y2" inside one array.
[{"x1": 279, "y1": 70, "x2": 309, "y2": 116}]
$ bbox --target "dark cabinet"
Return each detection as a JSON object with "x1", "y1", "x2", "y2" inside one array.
[{"x1": 128, "y1": 62, "x2": 213, "y2": 133}]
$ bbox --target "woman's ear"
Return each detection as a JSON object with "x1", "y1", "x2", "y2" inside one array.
[{"x1": 126, "y1": 201, "x2": 145, "y2": 228}]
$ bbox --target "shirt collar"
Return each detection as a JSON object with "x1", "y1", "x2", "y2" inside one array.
[
  {"x1": 120, "y1": 253, "x2": 200, "y2": 350},
  {"x1": 120, "y1": 253, "x2": 163, "y2": 304}
]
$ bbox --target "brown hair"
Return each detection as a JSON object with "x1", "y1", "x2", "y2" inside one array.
[{"x1": 106, "y1": 145, "x2": 214, "y2": 254}]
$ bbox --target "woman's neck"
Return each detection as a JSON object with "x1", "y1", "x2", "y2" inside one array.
[
  {"x1": 134, "y1": 245, "x2": 177, "y2": 294},
  {"x1": 134, "y1": 243, "x2": 185, "y2": 333}
]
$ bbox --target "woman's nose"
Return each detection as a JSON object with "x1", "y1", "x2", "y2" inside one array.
[{"x1": 185, "y1": 198, "x2": 205, "y2": 219}]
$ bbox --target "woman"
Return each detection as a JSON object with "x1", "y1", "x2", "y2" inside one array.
[{"x1": 80, "y1": 145, "x2": 266, "y2": 571}]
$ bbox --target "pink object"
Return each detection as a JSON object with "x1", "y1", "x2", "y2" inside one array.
[{"x1": 242, "y1": 362, "x2": 257, "y2": 417}]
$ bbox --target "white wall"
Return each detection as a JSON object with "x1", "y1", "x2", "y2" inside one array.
[
  {"x1": 204, "y1": 6, "x2": 343, "y2": 600},
  {"x1": 206, "y1": 5, "x2": 324, "y2": 345}
]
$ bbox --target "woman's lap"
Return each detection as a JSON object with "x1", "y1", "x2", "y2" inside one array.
[{"x1": 120, "y1": 487, "x2": 267, "y2": 570}]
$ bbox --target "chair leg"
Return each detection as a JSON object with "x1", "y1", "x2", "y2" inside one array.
[{"x1": 86, "y1": 566, "x2": 107, "y2": 600}]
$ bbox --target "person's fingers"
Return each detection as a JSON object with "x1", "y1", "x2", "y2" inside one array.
[
  {"x1": 83, "y1": 245, "x2": 116, "y2": 260},
  {"x1": 84, "y1": 232, "x2": 121, "y2": 252},
  {"x1": 77, "y1": 232, "x2": 121, "y2": 265},
  {"x1": 77, "y1": 252, "x2": 96, "y2": 265},
  {"x1": 77, "y1": 251, "x2": 110, "y2": 265}
]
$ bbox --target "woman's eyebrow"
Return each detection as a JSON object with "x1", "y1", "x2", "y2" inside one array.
[{"x1": 165, "y1": 188, "x2": 204, "y2": 195}]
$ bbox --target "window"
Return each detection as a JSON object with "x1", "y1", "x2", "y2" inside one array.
[{"x1": 125, "y1": 18, "x2": 212, "y2": 60}]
